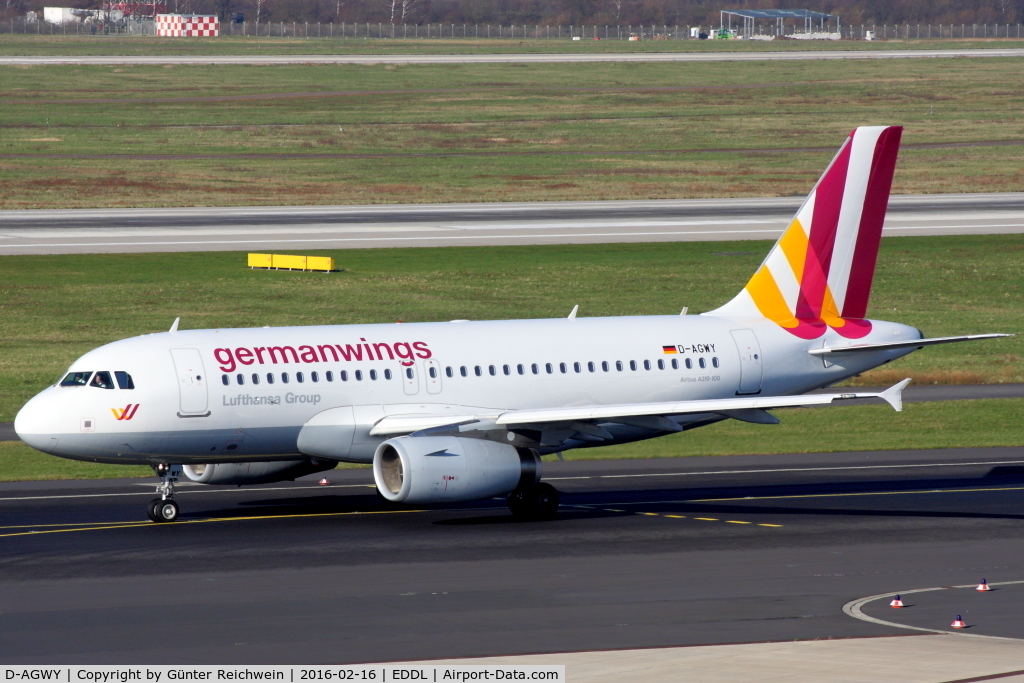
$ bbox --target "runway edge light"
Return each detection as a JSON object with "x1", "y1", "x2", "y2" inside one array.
[
  {"x1": 977, "y1": 579, "x2": 992, "y2": 592},
  {"x1": 890, "y1": 595, "x2": 904, "y2": 608},
  {"x1": 952, "y1": 615, "x2": 967, "y2": 628}
]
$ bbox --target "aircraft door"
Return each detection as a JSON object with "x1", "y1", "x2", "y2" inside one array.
[
  {"x1": 424, "y1": 359, "x2": 442, "y2": 394},
  {"x1": 170, "y1": 348, "x2": 209, "y2": 415},
  {"x1": 402, "y1": 363, "x2": 420, "y2": 395},
  {"x1": 730, "y1": 329, "x2": 763, "y2": 395}
]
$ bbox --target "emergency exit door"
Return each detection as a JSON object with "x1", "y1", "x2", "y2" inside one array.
[
  {"x1": 730, "y1": 329, "x2": 763, "y2": 395},
  {"x1": 170, "y1": 348, "x2": 209, "y2": 416}
]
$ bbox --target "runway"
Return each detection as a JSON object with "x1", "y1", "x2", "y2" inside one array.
[
  {"x1": 2, "y1": 192, "x2": 1023, "y2": 255},
  {"x1": 2, "y1": 446, "x2": 1023, "y2": 664},
  {"x1": 3, "y1": 48, "x2": 1024, "y2": 66}
]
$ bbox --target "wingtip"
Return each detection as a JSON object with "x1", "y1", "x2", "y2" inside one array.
[
  {"x1": 880, "y1": 378, "x2": 912, "y2": 412},
  {"x1": 169, "y1": 317, "x2": 180, "y2": 333}
]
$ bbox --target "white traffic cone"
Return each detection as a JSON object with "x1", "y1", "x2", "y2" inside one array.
[
  {"x1": 951, "y1": 615, "x2": 966, "y2": 628},
  {"x1": 318, "y1": 478, "x2": 330, "y2": 486},
  {"x1": 976, "y1": 579, "x2": 992, "y2": 592},
  {"x1": 890, "y1": 595, "x2": 904, "y2": 608}
]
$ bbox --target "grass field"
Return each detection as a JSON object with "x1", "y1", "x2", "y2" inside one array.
[
  {"x1": 3, "y1": 398, "x2": 1021, "y2": 481},
  {"x1": 1, "y1": 34, "x2": 1022, "y2": 56},
  {"x1": 2, "y1": 56, "x2": 1023, "y2": 208},
  {"x1": 1, "y1": 235, "x2": 1021, "y2": 424}
]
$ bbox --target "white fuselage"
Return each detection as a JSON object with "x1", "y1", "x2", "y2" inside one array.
[{"x1": 14, "y1": 313, "x2": 921, "y2": 466}]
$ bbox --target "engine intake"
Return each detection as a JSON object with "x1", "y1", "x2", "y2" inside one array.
[{"x1": 372, "y1": 436, "x2": 539, "y2": 504}]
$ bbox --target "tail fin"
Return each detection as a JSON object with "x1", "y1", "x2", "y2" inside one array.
[{"x1": 708, "y1": 125, "x2": 902, "y2": 340}]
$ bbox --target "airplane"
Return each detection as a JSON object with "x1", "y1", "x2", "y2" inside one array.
[{"x1": 14, "y1": 125, "x2": 1010, "y2": 524}]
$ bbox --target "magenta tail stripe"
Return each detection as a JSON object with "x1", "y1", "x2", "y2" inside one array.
[{"x1": 843, "y1": 127, "x2": 903, "y2": 318}]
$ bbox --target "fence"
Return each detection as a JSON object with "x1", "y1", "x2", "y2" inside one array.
[{"x1": 3, "y1": 19, "x2": 1024, "y2": 40}]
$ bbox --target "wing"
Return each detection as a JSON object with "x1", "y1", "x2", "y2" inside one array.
[{"x1": 369, "y1": 380, "x2": 911, "y2": 439}]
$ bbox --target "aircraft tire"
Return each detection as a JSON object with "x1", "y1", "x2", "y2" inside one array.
[
  {"x1": 531, "y1": 483, "x2": 560, "y2": 521},
  {"x1": 146, "y1": 498, "x2": 162, "y2": 522},
  {"x1": 155, "y1": 500, "x2": 179, "y2": 523}
]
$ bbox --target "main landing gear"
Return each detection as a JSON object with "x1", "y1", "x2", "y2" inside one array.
[
  {"x1": 508, "y1": 482, "x2": 560, "y2": 521},
  {"x1": 147, "y1": 463, "x2": 182, "y2": 523}
]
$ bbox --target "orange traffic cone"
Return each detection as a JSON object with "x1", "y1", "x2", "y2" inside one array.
[
  {"x1": 890, "y1": 595, "x2": 904, "y2": 608},
  {"x1": 951, "y1": 615, "x2": 966, "y2": 628},
  {"x1": 319, "y1": 478, "x2": 330, "y2": 485},
  {"x1": 977, "y1": 579, "x2": 992, "y2": 592}
]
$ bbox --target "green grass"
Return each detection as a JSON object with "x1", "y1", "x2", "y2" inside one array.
[
  {"x1": 1, "y1": 34, "x2": 1022, "y2": 56},
  {"x1": 4, "y1": 398, "x2": 1021, "y2": 481},
  {"x1": 2, "y1": 57, "x2": 1023, "y2": 208},
  {"x1": 1, "y1": 235, "x2": 1021, "y2": 423}
]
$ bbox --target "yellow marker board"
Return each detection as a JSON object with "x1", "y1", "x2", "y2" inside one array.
[{"x1": 248, "y1": 254, "x2": 335, "y2": 272}]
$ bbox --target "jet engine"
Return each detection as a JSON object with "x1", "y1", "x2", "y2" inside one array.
[
  {"x1": 182, "y1": 459, "x2": 336, "y2": 486},
  {"x1": 372, "y1": 436, "x2": 540, "y2": 504}
]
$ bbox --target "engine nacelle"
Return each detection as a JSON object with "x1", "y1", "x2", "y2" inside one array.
[
  {"x1": 182, "y1": 460, "x2": 335, "y2": 486},
  {"x1": 372, "y1": 436, "x2": 540, "y2": 504}
]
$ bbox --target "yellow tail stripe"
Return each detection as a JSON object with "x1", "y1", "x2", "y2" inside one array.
[
  {"x1": 778, "y1": 219, "x2": 809, "y2": 282},
  {"x1": 746, "y1": 266, "x2": 799, "y2": 329}
]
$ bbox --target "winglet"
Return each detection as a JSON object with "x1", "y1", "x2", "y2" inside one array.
[
  {"x1": 879, "y1": 378, "x2": 911, "y2": 412},
  {"x1": 567, "y1": 305, "x2": 578, "y2": 320},
  {"x1": 169, "y1": 317, "x2": 180, "y2": 333}
]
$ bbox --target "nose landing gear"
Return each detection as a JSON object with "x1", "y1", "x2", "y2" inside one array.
[
  {"x1": 508, "y1": 482, "x2": 560, "y2": 520},
  {"x1": 148, "y1": 463, "x2": 182, "y2": 523}
]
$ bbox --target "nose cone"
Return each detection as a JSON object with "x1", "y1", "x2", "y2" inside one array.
[{"x1": 14, "y1": 391, "x2": 59, "y2": 454}]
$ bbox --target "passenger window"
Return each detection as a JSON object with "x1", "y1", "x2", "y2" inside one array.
[
  {"x1": 616, "y1": 361, "x2": 623, "y2": 371},
  {"x1": 341, "y1": 370, "x2": 349, "y2": 381},
  {"x1": 532, "y1": 364, "x2": 539, "y2": 374},
  {"x1": 236, "y1": 374, "x2": 245, "y2": 385},
  {"x1": 699, "y1": 358, "x2": 706, "y2": 369},
  {"x1": 446, "y1": 367, "x2": 453, "y2": 378},
  {"x1": 385, "y1": 369, "x2": 393, "y2": 380},
  {"x1": 267, "y1": 373, "x2": 275, "y2": 384},
  {"x1": 114, "y1": 371, "x2": 135, "y2": 389},
  {"x1": 475, "y1": 366, "x2": 482, "y2": 376},
  {"x1": 546, "y1": 363, "x2": 553, "y2": 374},
  {"x1": 602, "y1": 361, "x2": 609, "y2": 372},
  {"x1": 251, "y1": 373, "x2": 260, "y2": 385},
  {"x1": 355, "y1": 370, "x2": 363, "y2": 381},
  {"x1": 517, "y1": 364, "x2": 525, "y2": 375},
  {"x1": 712, "y1": 357, "x2": 720, "y2": 368},
  {"x1": 90, "y1": 371, "x2": 115, "y2": 389},
  {"x1": 429, "y1": 367, "x2": 438, "y2": 378},
  {"x1": 629, "y1": 361, "x2": 637, "y2": 371},
  {"x1": 370, "y1": 370, "x2": 378, "y2": 380},
  {"x1": 326, "y1": 371, "x2": 334, "y2": 382},
  {"x1": 657, "y1": 359, "x2": 665, "y2": 370},
  {"x1": 460, "y1": 366, "x2": 468, "y2": 377},
  {"x1": 502, "y1": 365, "x2": 510, "y2": 376},
  {"x1": 489, "y1": 365, "x2": 496, "y2": 376},
  {"x1": 311, "y1": 371, "x2": 319, "y2": 382},
  {"x1": 281, "y1": 372, "x2": 290, "y2": 383},
  {"x1": 221, "y1": 375, "x2": 229, "y2": 386},
  {"x1": 685, "y1": 358, "x2": 693, "y2": 370},
  {"x1": 296, "y1": 372, "x2": 305, "y2": 383},
  {"x1": 61, "y1": 371, "x2": 92, "y2": 387},
  {"x1": 671, "y1": 358, "x2": 679, "y2": 370},
  {"x1": 559, "y1": 363, "x2": 567, "y2": 374}
]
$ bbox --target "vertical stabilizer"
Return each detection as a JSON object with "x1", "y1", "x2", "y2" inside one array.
[{"x1": 708, "y1": 126, "x2": 902, "y2": 339}]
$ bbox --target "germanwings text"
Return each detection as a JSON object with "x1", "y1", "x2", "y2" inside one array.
[{"x1": 213, "y1": 339, "x2": 432, "y2": 373}]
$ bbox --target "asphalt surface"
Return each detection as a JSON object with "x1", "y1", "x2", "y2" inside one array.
[
  {"x1": 2, "y1": 446, "x2": 1023, "y2": 663},
  {"x1": 2, "y1": 193, "x2": 1023, "y2": 255},
  {"x1": 3, "y1": 48, "x2": 1024, "y2": 66}
]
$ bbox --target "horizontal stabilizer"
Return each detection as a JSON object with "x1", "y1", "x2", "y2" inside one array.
[{"x1": 809, "y1": 333, "x2": 1012, "y2": 356}]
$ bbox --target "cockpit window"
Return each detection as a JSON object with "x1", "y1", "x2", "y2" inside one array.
[
  {"x1": 114, "y1": 371, "x2": 135, "y2": 390},
  {"x1": 90, "y1": 371, "x2": 115, "y2": 389},
  {"x1": 61, "y1": 372, "x2": 92, "y2": 387}
]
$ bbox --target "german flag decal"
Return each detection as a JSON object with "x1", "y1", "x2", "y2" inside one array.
[{"x1": 662, "y1": 345, "x2": 678, "y2": 354}]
